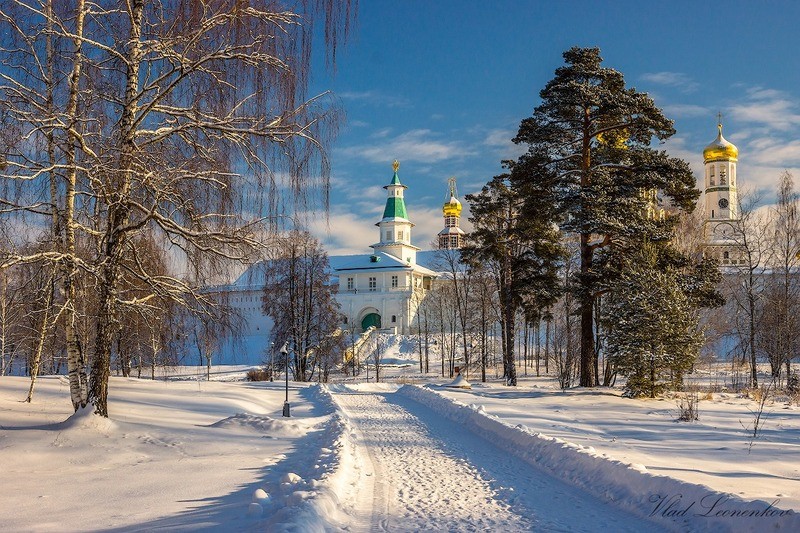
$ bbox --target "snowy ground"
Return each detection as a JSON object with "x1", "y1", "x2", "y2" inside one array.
[{"x1": 2, "y1": 336, "x2": 799, "y2": 531}]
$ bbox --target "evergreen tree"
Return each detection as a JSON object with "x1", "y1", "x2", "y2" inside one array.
[
  {"x1": 604, "y1": 242, "x2": 704, "y2": 398},
  {"x1": 462, "y1": 174, "x2": 562, "y2": 385},
  {"x1": 512, "y1": 47, "x2": 698, "y2": 386}
]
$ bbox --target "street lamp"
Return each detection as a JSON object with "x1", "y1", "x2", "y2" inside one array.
[{"x1": 281, "y1": 341, "x2": 290, "y2": 417}]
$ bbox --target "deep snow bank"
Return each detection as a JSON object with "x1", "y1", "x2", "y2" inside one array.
[
  {"x1": 399, "y1": 384, "x2": 798, "y2": 533},
  {"x1": 256, "y1": 384, "x2": 360, "y2": 532}
]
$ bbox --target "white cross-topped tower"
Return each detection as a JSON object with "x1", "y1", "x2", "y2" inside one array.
[
  {"x1": 371, "y1": 160, "x2": 419, "y2": 264},
  {"x1": 703, "y1": 118, "x2": 742, "y2": 266}
]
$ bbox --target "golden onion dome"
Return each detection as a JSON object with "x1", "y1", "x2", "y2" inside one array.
[
  {"x1": 443, "y1": 195, "x2": 462, "y2": 217},
  {"x1": 703, "y1": 124, "x2": 738, "y2": 162}
]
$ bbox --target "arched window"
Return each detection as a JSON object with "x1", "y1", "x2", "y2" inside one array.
[
  {"x1": 391, "y1": 315, "x2": 397, "y2": 323},
  {"x1": 709, "y1": 165, "x2": 715, "y2": 186}
]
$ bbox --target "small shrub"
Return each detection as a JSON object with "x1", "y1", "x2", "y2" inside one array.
[
  {"x1": 246, "y1": 368, "x2": 272, "y2": 382},
  {"x1": 788, "y1": 373, "x2": 799, "y2": 395},
  {"x1": 676, "y1": 392, "x2": 699, "y2": 422}
]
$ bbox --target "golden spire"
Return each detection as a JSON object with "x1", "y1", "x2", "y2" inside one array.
[{"x1": 392, "y1": 159, "x2": 400, "y2": 173}]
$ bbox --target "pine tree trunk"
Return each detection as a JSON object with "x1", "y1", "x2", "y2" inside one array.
[{"x1": 579, "y1": 233, "x2": 596, "y2": 387}]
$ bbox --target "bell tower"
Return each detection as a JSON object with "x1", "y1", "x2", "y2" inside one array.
[
  {"x1": 371, "y1": 160, "x2": 419, "y2": 263},
  {"x1": 438, "y1": 177, "x2": 465, "y2": 249},
  {"x1": 703, "y1": 118, "x2": 741, "y2": 266}
]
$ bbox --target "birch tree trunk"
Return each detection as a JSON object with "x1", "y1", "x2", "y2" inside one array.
[
  {"x1": 89, "y1": 0, "x2": 144, "y2": 416},
  {"x1": 63, "y1": 0, "x2": 89, "y2": 411}
]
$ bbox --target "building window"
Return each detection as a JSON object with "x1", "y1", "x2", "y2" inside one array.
[
  {"x1": 347, "y1": 277, "x2": 354, "y2": 290},
  {"x1": 391, "y1": 315, "x2": 397, "y2": 323},
  {"x1": 723, "y1": 251, "x2": 729, "y2": 259},
  {"x1": 450, "y1": 235, "x2": 459, "y2": 248},
  {"x1": 343, "y1": 317, "x2": 348, "y2": 324},
  {"x1": 391, "y1": 275, "x2": 398, "y2": 288},
  {"x1": 398, "y1": 230, "x2": 404, "y2": 241},
  {"x1": 720, "y1": 167, "x2": 727, "y2": 185},
  {"x1": 369, "y1": 277, "x2": 377, "y2": 291},
  {"x1": 385, "y1": 230, "x2": 391, "y2": 240}
]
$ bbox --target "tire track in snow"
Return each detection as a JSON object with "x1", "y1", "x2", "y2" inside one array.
[{"x1": 334, "y1": 387, "x2": 670, "y2": 533}]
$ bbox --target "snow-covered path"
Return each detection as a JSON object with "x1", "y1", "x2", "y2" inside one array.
[{"x1": 333, "y1": 387, "x2": 667, "y2": 532}]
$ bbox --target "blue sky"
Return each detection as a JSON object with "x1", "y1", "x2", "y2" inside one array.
[{"x1": 305, "y1": 0, "x2": 800, "y2": 255}]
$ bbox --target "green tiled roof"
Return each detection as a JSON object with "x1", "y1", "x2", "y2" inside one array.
[
  {"x1": 382, "y1": 197, "x2": 408, "y2": 219},
  {"x1": 389, "y1": 171, "x2": 402, "y2": 185}
]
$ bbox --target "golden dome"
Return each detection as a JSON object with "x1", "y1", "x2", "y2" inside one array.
[
  {"x1": 443, "y1": 195, "x2": 462, "y2": 217},
  {"x1": 703, "y1": 124, "x2": 738, "y2": 162}
]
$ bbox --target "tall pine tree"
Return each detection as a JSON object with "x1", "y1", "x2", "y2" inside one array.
[{"x1": 513, "y1": 47, "x2": 698, "y2": 386}]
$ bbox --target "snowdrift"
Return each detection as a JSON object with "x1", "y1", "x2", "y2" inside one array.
[
  {"x1": 256, "y1": 384, "x2": 360, "y2": 532},
  {"x1": 399, "y1": 384, "x2": 799, "y2": 533}
]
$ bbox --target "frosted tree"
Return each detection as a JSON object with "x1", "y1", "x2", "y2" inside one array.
[
  {"x1": 262, "y1": 230, "x2": 341, "y2": 382},
  {"x1": 605, "y1": 243, "x2": 703, "y2": 398},
  {"x1": 430, "y1": 246, "x2": 474, "y2": 378},
  {"x1": 1, "y1": 1, "x2": 355, "y2": 416},
  {"x1": 759, "y1": 172, "x2": 800, "y2": 382},
  {"x1": 512, "y1": 47, "x2": 698, "y2": 386},
  {"x1": 463, "y1": 173, "x2": 562, "y2": 386}
]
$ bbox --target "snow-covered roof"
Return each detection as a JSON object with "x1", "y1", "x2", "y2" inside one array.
[
  {"x1": 332, "y1": 252, "x2": 438, "y2": 276},
  {"x1": 209, "y1": 249, "x2": 447, "y2": 293}
]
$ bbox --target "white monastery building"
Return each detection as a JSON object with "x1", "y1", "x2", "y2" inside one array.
[
  {"x1": 214, "y1": 160, "x2": 462, "y2": 363},
  {"x1": 334, "y1": 160, "x2": 440, "y2": 334}
]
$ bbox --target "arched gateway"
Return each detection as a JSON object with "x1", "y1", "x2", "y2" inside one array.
[{"x1": 361, "y1": 312, "x2": 381, "y2": 331}]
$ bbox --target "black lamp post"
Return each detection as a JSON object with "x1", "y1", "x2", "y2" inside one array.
[{"x1": 281, "y1": 341, "x2": 290, "y2": 417}]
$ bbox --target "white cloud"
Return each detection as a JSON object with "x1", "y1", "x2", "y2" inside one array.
[
  {"x1": 336, "y1": 90, "x2": 411, "y2": 108},
  {"x1": 662, "y1": 135, "x2": 704, "y2": 177},
  {"x1": 731, "y1": 87, "x2": 800, "y2": 131},
  {"x1": 307, "y1": 196, "x2": 474, "y2": 256},
  {"x1": 662, "y1": 103, "x2": 709, "y2": 118},
  {"x1": 484, "y1": 128, "x2": 514, "y2": 147},
  {"x1": 640, "y1": 72, "x2": 699, "y2": 93},
  {"x1": 338, "y1": 129, "x2": 475, "y2": 164},
  {"x1": 745, "y1": 137, "x2": 800, "y2": 166},
  {"x1": 371, "y1": 127, "x2": 393, "y2": 139},
  {"x1": 482, "y1": 128, "x2": 526, "y2": 160},
  {"x1": 307, "y1": 210, "x2": 376, "y2": 255}
]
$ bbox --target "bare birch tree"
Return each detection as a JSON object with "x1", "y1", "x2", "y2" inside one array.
[
  {"x1": 2, "y1": 1, "x2": 355, "y2": 416},
  {"x1": 721, "y1": 191, "x2": 770, "y2": 387}
]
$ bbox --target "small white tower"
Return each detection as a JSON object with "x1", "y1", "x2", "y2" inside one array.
[
  {"x1": 703, "y1": 118, "x2": 741, "y2": 265},
  {"x1": 438, "y1": 177, "x2": 465, "y2": 249},
  {"x1": 371, "y1": 160, "x2": 419, "y2": 263}
]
